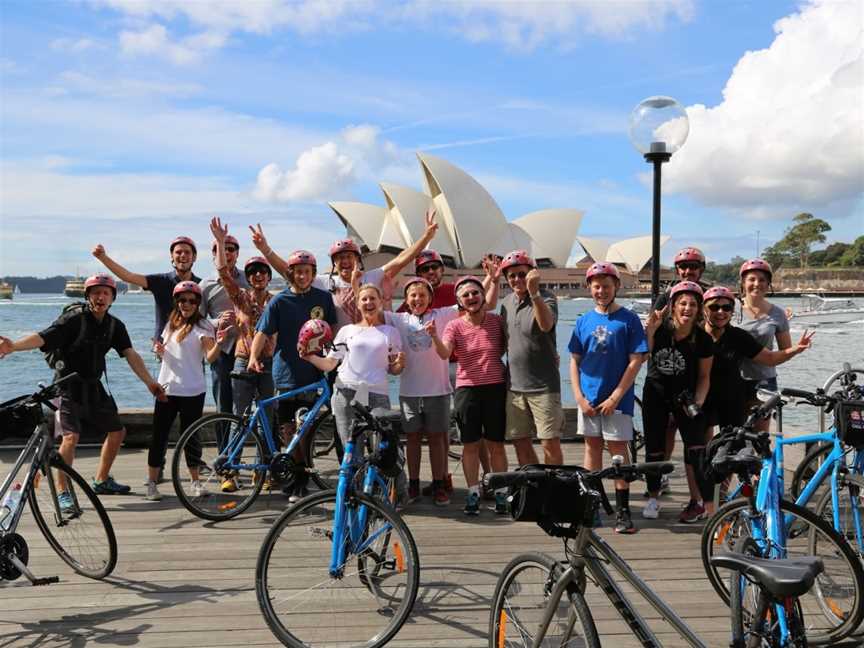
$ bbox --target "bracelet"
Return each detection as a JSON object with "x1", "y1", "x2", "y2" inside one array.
[{"x1": 530, "y1": 293, "x2": 542, "y2": 301}]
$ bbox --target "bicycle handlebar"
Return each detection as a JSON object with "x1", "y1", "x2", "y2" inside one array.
[
  {"x1": 0, "y1": 373, "x2": 79, "y2": 416},
  {"x1": 482, "y1": 461, "x2": 674, "y2": 492}
]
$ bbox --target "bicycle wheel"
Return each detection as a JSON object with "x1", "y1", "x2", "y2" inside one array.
[
  {"x1": 256, "y1": 490, "x2": 419, "y2": 648},
  {"x1": 628, "y1": 396, "x2": 645, "y2": 464},
  {"x1": 28, "y1": 455, "x2": 117, "y2": 579},
  {"x1": 790, "y1": 442, "x2": 832, "y2": 503},
  {"x1": 311, "y1": 411, "x2": 337, "y2": 458},
  {"x1": 814, "y1": 482, "x2": 864, "y2": 557},
  {"x1": 489, "y1": 552, "x2": 600, "y2": 648},
  {"x1": 702, "y1": 497, "x2": 864, "y2": 645},
  {"x1": 171, "y1": 413, "x2": 267, "y2": 521},
  {"x1": 306, "y1": 413, "x2": 341, "y2": 491}
]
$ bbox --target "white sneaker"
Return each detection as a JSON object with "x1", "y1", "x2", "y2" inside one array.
[
  {"x1": 659, "y1": 474, "x2": 671, "y2": 495},
  {"x1": 145, "y1": 481, "x2": 162, "y2": 502},
  {"x1": 642, "y1": 498, "x2": 660, "y2": 519},
  {"x1": 191, "y1": 481, "x2": 208, "y2": 498}
]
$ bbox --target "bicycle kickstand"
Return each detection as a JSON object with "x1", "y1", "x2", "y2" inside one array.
[{"x1": 6, "y1": 553, "x2": 60, "y2": 586}]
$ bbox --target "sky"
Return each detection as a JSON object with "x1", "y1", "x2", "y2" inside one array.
[{"x1": 1, "y1": 0, "x2": 862, "y2": 277}]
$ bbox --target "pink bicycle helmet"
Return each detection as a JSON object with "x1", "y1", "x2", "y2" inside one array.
[
  {"x1": 703, "y1": 286, "x2": 735, "y2": 303},
  {"x1": 244, "y1": 256, "x2": 272, "y2": 277},
  {"x1": 172, "y1": 281, "x2": 202, "y2": 299},
  {"x1": 84, "y1": 274, "x2": 117, "y2": 299},
  {"x1": 329, "y1": 238, "x2": 361, "y2": 259},
  {"x1": 169, "y1": 236, "x2": 197, "y2": 254},
  {"x1": 455, "y1": 275, "x2": 484, "y2": 309},
  {"x1": 212, "y1": 235, "x2": 240, "y2": 253},
  {"x1": 500, "y1": 250, "x2": 536, "y2": 274},
  {"x1": 286, "y1": 250, "x2": 317, "y2": 269},
  {"x1": 415, "y1": 249, "x2": 443, "y2": 271},
  {"x1": 673, "y1": 247, "x2": 706, "y2": 266},
  {"x1": 585, "y1": 262, "x2": 621, "y2": 282},
  {"x1": 669, "y1": 280, "x2": 704, "y2": 303},
  {"x1": 403, "y1": 276, "x2": 434, "y2": 297},
  {"x1": 297, "y1": 319, "x2": 333, "y2": 356},
  {"x1": 740, "y1": 258, "x2": 773, "y2": 280}
]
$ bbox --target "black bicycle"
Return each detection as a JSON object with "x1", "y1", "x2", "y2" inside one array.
[{"x1": 0, "y1": 374, "x2": 117, "y2": 584}]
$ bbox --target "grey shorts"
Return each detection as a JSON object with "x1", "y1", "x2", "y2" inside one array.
[
  {"x1": 331, "y1": 387, "x2": 391, "y2": 445},
  {"x1": 578, "y1": 410, "x2": 633, "y2": 442},
  {"x1": 399, "y1": 395, "x2": 450, "y2": 435}
]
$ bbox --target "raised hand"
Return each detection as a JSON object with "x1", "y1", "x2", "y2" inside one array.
[
  {"x1": 210, "y1": 216, "x2": 228, "y2": 242},
  {"x1": 424, "y1": 206, "x2": 439, "y2": 237},
  {"x1": 482, "y1": 254, "x2": 501, "y2": 279},
  {"x1": 92, "y1": 244, "x2": 106, "y2": 259},
  {"x1": 249, "y1": 223, "x2": 270, "y2": 253},
  {"x1": 526, "y1": 268, "x2": 541, "y2": 296},
  {"x1": 0, "y1": 336, "x2": 13, "y2": 358},
  {"x1": 795, "y1": 329, "x2": 815, "y2": 354},
  {"x1": 422, "y1": 318, "x2": 437, "y2": 338},
  {"x1": 645, "y1": 305, "x2": 668, "y2": 332}
]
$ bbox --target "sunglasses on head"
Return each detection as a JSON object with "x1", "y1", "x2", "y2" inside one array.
[
  {"x1": 176, "y1": 297, "x2": 199, "y2": 305},
  {"x1": 707, "y1": 303, "x2": 734, "y2": 312},
  {"x1": 418, "y1": 263, "x2": 443, "y2": 273},
  {"x1": 506, "y1": 271, "x2": 527, "y2": 280},
  {"x1": 677, "y1": 262, "x2": 702, "y2": 271}
]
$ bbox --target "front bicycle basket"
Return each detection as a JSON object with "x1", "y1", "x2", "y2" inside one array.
[
  {"x1": 509, "y1": 464, "x2": 594, "y2": 529},
  {"x1": 836, "y1": 399, "x2": 864, "y2": 448}
]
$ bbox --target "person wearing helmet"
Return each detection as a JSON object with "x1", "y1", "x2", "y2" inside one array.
[
  {"x1": 642, "y1": 281, "x2": 714, "y2": 523},
  {"x1": 249, "y1": 207, "x2": 440, "y2": 331},
  {"x1": 146, "y1": 281, "x2": 220, "y2": 501},
  {"x1": 395, "y1": 249, "x2": 455, "y2": 312},
  {"x1": 428, "y1": 275, "x2": 509, "y2": 516},
  {"x1": 569, "y1": 262, "x2": 648, "y2": 534},
  {"x1": 93, "y1": 237, "x2": 201, "y2": 341},
  {"x1": 653, "y1": 247, "x2": 712, "y2": 310},
  {"x1": 499, "y1": 250, "x2": 564, "y2": 481},
  {"x1": 737, "y1": 259, "x2": 793, "y2": 432},
  {"x1": 0, "y1": 274, "x2": 166, "y2": 504},
  {"x1": 249, "y1": 244, "x2": 337, "y2": 502}
]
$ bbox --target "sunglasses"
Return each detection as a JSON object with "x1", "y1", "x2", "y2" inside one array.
[
  {"x1": 506, "y1": 271, "x2": 527, "y2": 280},
  {"x1": 176, "y1": 297, "x2": 199, "y2": 305},
  {"x1": 459, "y1": 289, "x2": 482, "y2": 298},
  {"x1": 677, "y1": 262, "x2": 702, "y2": 271},
  {"x1": 225, "y1": 246, "x2": 239, "y2": 253},
  {"x1": 707, "y1": 303, "x2": 734, "y2": 313},
  {"x1": 247, "y1": 268, "x2": 269, "y2": 276},
  {"x1": 418, "y1": 263, "x2": 443, "y2": 273}
]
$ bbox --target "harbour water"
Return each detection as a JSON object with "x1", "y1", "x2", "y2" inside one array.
[{"x1": 1, "y1": 293, "x2": 861, "y2": 432}]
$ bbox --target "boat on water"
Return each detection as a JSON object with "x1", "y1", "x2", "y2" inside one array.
[
  {"x1": 789, "y1": 293, "x2": 864, "y2": 325},
  {"x1": 0, "y1": 282, "x2": 13, "y2": 300},
  {"x1": 64, "y1": 277, "x2": 86, "y2": 298}
]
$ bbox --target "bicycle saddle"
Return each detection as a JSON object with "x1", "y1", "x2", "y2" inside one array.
[{"x1": 709, "y1": 553, "x2": 824, "y2": 598}]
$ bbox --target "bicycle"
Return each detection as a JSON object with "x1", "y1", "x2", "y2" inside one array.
[
  {"x1": 485, "y1": 459, "x2": 824, "y2": 648},
  {"x1": 170, "y1": 373, "x2": 340, "y2": 521},
  {"x1": 700, "y1": 392, "x2": 864, "y2": 645},
  {"x1": 0, "y1": 374, "x2": 117, "y2": 584},
  {"x1": 255, "y1": 401, "x2": 419, "y2": 648}
]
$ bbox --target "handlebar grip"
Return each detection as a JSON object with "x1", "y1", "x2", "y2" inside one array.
[
  {"x1": 781, "y1": 387, "x2": 816, "y2": 400},
  {"x1": 483, "y1": 470, "x2": 546, "y2": 491},
  {"x1": 634, "y1": 461, "x2": 675, "y2": 476},
  {"x1": 755, "y1": 392, "x2": 783, "y2": 416}
]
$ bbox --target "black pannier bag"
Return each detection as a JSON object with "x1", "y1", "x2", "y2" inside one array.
[
  {"x1": 0, "y1": 395, "x2": 44, "y2": 442},
  {"x1": 368, "y1": 413, "x2": 404, "y2": 478},
  {"x1": 836, "y1": 400, "x2": 864, "y2": 448},
  {"x1": 509, "y1": 464, "x2": 594, "y2": 527}
]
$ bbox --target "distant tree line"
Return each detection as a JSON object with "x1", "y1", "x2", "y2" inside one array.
[
  {"x1": 760, "y1": 213, "x2": 864, "y2": 269},
  {"x1": 1, "y1": 276, "x2": 130, "y2": 293}
]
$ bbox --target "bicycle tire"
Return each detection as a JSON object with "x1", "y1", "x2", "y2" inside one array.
[
  {"x1": 790, "y1": 442, "x2": 833, "y2": 503},
  {"x1": 814, "y1": 482, "x2": 864, "y2": 557},
  {"x1": 171, "y1": 413, "x2": 267, "y2": 521},
  {"x1": 701, "y1": 497, "x2": 864, "y2": 645},
  {"x1": 28, "y1": 455, "x2": 117, "y2": 579},
  {"x1": 256, "y1": 490, "x2": 419, "y2": 648},
  {"x1": 628, "y1": 396, "x2": 645, "y2": 465},
  {"x1": 489, "y1": 551, "x2": 600, "y2": 648}
]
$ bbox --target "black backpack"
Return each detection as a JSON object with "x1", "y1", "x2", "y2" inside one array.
[{"x1": 44, "y1": 303, "x2": 116, "y2": 374}]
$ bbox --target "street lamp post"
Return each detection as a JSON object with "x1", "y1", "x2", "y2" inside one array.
[{"x1": 628, "y1": 96, "x2": 689, "y2": 303}]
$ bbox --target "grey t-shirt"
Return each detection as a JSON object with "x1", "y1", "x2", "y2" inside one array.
[
  {"x1": 501, "y1": 289, "x2": 560, "y2": 393},
  {"x1": 738, "y1": 303, "x2": 789, "y2": 382},
  {"x1": 200, "y1": 268, "x2": 248, "y2": 352}
]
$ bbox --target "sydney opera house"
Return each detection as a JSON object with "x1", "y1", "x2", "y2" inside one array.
[{"x1": 329, "y1": 153, "x2": 669, "y2": 294}]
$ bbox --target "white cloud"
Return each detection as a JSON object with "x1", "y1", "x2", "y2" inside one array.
[
  {"x1": 56, "y1": 71, "x2": 203, "y2": 99},
  {"x1": 51, "y1": 37, "x2": 101, "y2": 53},
  {"x1": 119, "y1": 24, "x2": 226, "y2": 65},
  {"x1": 665, "y1": 0, "x2": 864, "y2": 213}
]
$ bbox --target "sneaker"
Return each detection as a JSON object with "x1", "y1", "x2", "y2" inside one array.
[
  {"x1": 288, "y1": 484, "x2": 309, "y2": 504},
  {"x1": 190, "y1": 481, "x2": 208, "y2": 498},
  {"x1": 615, "y1": 508, "x2": 637, "y2": 534},
  {"x1": 642, "y1": 498, "x2": 661, "y2": 519},
  {"x1": 679, "y1": 500, "x2": 707, "y2": 523},
  {"x1": 221, "y1": 477, "x2": 239, "y2": 493},
  {"x1": 408, "y1": 481, "x2": 421, "y2": 503},
  {"x1": 92, "y1": 476, "x2": 131, "y2": 495},
  {"x1": 145, "y1": 481, "x2": 163, "y2": 502},
  {"x1": 57, "y1": 491, "x2": 75, "y2": 513},
  {"x1": 433, "y1": 486, "x2": 450, "y2": 507},
  {"x1": 463, "y1": 491, "x2": 480, "y2": 516},
  {"x1": 643, "y1": 474, "x2": 671, "y2": 498},
  {"x1": 494, "y1": 492, "x2": 509, "y2": 515}
]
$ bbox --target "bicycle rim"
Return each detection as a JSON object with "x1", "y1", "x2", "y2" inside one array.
[
  {"x1": 171, "y1": 413, "x2": 266, "y2": 521},
  {"x1": 28, "y1": 457, "x2": 117, "y2": 579},
  {"x1": 489, "y1": 552, "x2": 600, "y2": 648},
  {"x1": 256, "y1": 491, "x2": 419, "y2": 648},
  {"x1": 814, "y1": 481, "x2": 864, "y2": 558}
]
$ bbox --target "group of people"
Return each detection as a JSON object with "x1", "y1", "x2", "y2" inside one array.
[{"x1": 0, "y1": 216, "x2": 813, "y2": 532}]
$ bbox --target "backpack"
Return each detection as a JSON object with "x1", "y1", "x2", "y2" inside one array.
[{"x1": 44, "y1": 303, "x2": 116, "y2": 374}]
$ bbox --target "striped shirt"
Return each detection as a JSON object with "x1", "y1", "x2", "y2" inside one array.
[{"x1": 442, "y1": 313, "x2": 506, "y2": 387}]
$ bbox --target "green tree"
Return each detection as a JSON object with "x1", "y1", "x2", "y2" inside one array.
[
  {"x1": 764, "y1": 213, "x2": 831, "y2": 268},
  {"x1": 836, "y1": 236, "x2": 864, "y2": 267},
  {"x1": 809, "y1": 241, "x2": 850, "y2": 267}
]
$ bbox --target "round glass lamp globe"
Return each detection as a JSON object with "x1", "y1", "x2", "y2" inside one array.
[{"x1": 628, "y1": 96, "x2": 689, "y2": 155}]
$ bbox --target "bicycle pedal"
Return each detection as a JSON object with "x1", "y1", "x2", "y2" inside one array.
[{"x1": 33, "y1": 576, "x2": 60, "y2": 586}]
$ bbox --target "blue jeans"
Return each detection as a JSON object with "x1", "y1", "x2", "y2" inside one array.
[{"x1": 210, "y1": 351, "x2": 236, "y2": 415}]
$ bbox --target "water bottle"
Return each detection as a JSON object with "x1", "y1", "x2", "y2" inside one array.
[{"x1": 0, "y1": 483, "x2": 23, "y2": 532}]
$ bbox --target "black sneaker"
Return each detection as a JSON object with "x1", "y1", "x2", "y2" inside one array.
[
  {"x1": 614, "y1": 508, "x2": 637, "y2": 534},
  {"x1": 463, "y1": 491, "x2": 480, "y2": 516},
  {"x1": 493, "y1": 492, "x2": 508, "y2": 515},
  {"x1": 91, "y1": 476, "x2": 131, "y2": 495}
]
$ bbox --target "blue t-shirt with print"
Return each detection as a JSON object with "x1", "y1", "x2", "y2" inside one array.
[
  {"x1": 567, "y1": 307, "x2": 647, "y2": 416},
  {"x1": 256, "y1": 287, "x2": 337, "y2": 390}
]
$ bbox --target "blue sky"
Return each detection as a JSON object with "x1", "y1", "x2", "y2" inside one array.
[{"x1": 1, "y1": 0, "x2": 861, "y2": 277}]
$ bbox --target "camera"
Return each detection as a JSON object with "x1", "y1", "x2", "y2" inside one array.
[{"x1": 676, "y1": 391, "x2": 702, "y2": 419}]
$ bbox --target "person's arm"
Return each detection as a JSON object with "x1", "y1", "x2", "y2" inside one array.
[
  {"x1": 482, "y1": 254, "x2": 501, "y2": 310},
  {"x1": 569, "y1": 354, "x2": 596, "y2": 416},
  {"x1": 303, "y1": 354, "x2": 340, "y2": 372},
  {"x1": 122, "y1": 348, "x2": 167, "y2": 401},
  {"x1": 380, "y1": 207, "x2": 439, "y2": 279},
  {"x1": 526, "y1": 269, "x2": 555, "y2": 332},
  {"x1": 203, "y1": 335, "x2": 220, "y2": 363},
  {"x1": 92, "y1": 244, "x2": 148, "y2": 288},
  {"x1": 695, "y1": 356, "x2": 712, "y2": 408},
  {"x1": 596, "y1": 353, "x2": 646, "y2": 416},
  {"x1": 754, "y1": 330, "x2": 814, "y2": 367},
  {"x1": 424, "y1": 318, "x2": 453, "y2": 359},
  {"x1": 249, "y1": 223, "x2": 290, "y2": 279},
  {"x1": 248, "y1": 331, "x2": 269, "y2": 373},
  {"x1": 0, "y1": 332, "x2": 45, "y2": 357},
  {"x1": 775, "y1": 330, "x2": 792, "y2": 352}
]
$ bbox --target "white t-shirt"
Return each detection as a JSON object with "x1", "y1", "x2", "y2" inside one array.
[
  {"x1": 313, "y1": 267, "x2": 386, "y2": 332},
  {"x1": 157, "y1": 321, "x2": 215, "y2": 397},
  {"x1": 328, "y1": 323, "x2": 402, "y2": 396},
  {"x1": 385, "y1": 307, "x2": 458, "y2": 397}
]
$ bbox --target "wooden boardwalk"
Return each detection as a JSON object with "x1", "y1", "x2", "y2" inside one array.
[{"x1": 1, "y1": 443, "x2": 759, "y2": 647}]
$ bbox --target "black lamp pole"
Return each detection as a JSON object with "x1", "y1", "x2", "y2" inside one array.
[{"x1": 645, "y1": 149, "x2": 671, "y2": 304}]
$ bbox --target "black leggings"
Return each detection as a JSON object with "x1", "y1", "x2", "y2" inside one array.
[
  {"x1": 642, "y1": 382, "x2": 712, "y2": 501},
  {"x1": 150, "y1": 394, "x2": 205, "y2": 469}
]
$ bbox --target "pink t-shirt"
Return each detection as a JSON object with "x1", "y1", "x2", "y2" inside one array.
[{"x1": 441, "y1": 313, "x2": 506, "y2": 387}]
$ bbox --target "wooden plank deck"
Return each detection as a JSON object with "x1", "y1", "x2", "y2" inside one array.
[{"x1": 0, "y1": 442, "x2": 757, "y2": 647}]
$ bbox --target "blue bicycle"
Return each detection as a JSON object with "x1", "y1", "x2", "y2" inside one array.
[
  {"x1": 171, "y1": 375, "x2": 339, "y2": 521},
  {"x1": 255, "y1": 401, "x2": 419, "y2": 648},
  {"x1": 700, "y1": 393, "x2": 864, "y2": 645}
]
